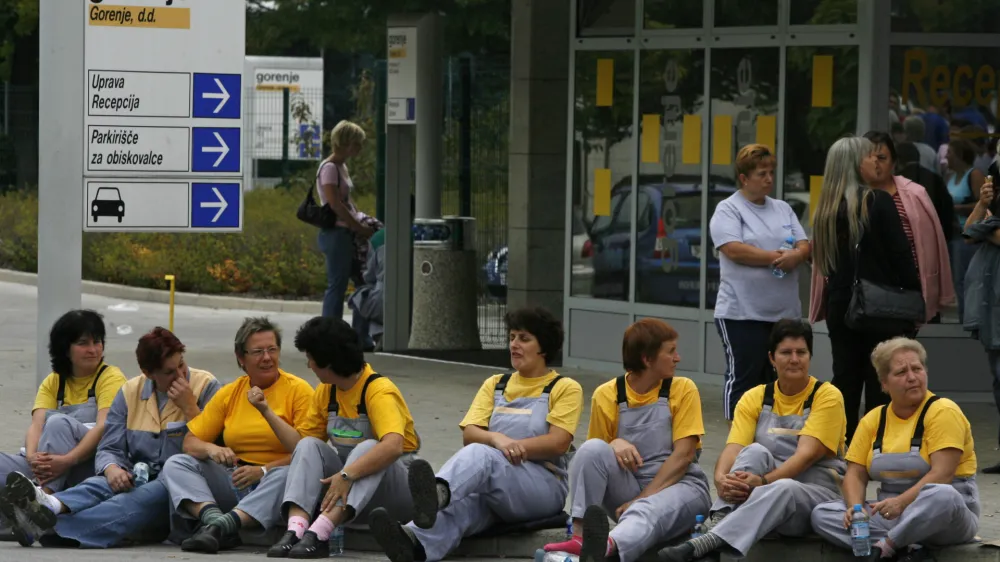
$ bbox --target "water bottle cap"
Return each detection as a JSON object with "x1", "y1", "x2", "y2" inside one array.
[
  {"x1": 853, "y1": 504, "x2": 863, "y2": 511},
  {"x1": 786, "y1": 236, "x2": 795, "y2": 243},
  {"x1": 695, "y1": 514, "x2": 705, "y2": 522}
]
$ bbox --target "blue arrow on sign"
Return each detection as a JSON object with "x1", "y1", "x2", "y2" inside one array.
[
  {"x1": 192, "y1": 73, "x2": 241, "y2": 119},
  {"x1": 192, "y1": 127, "x2": 240, "y2": 173},
  {"x1": 191, "y1": 183, "x2": 240, "y2": 228}
]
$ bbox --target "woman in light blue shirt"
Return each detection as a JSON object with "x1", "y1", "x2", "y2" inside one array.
[{"x1": 709, "y1": 144, "x2": 810, "y2": 422}]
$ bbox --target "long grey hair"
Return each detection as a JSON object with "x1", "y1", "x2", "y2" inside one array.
[{"x1": 812, "y1": 136, "x2": 875, "y2": 277}]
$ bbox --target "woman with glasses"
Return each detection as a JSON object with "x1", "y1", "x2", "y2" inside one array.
[{"x1": 160, "y1": 317, "x2": 320, "y2": 554}]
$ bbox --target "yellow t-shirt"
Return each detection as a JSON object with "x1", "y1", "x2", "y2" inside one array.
[
  {"x1": 587, "y1": 375, "x2": 704, "y2": 449},
  {"x1": 32, "y1": 363, "x2": 127, "y2": 412},
  {"x1": 459, "y1": 371, "x2": 583, "y2": 436},
  {"x1": 303, "y1": 365, "x2": 421, "y2": 452},
  {"x1": 187, "y1": 369, "x2": 316, "y2": 466},
  {"x1": 728, "y1": 377, "x2": 846, "y2": 456},
  {"x1": 845, "y1": 392, "x2": 977, "y2": 478}
]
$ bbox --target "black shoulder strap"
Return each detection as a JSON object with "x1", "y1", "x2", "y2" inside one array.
[
  {"x1": 88, "y1": 364, "x2": 109, "y2": 398},
  {"x1": 803, "y1": 381, "x2": 825, "y2": 412},
  {"x1": 762, "y1": 382, "x2": 776, "y2": 408},
  {"x1": 542, "y1": 375, "x2": 564, "y2": 395},
  {"x1": 56, "y1": 375, "x2": 66, "y2": 405},
  {"x1": 911, "y1": 396, "x2": 941, "y2": 447},
  {"x1": 615, "y1": 375, "x2": 628, "y2": 405},
  {"x1": 659, "y1": 377, "x2": 673, "y2": 399},
  {"x1": 494, "y1": 373, "x2": 514, "y2": 398},
  {"x1": 872, "y1": 405, "x2": 889, "y2": 451},
  {"x1": 357, "y1": 373, "x2": 383, "y2": 416},
  {"x1": 327, "y1": 385, "x2": 339, "y2": 414}
]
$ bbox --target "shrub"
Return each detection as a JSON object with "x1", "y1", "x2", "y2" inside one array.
[{"x1": 0, "y1": 187, "x2": 376, "y2": 298}]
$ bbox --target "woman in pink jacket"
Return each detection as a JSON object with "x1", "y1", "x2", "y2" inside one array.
[{"x1": 810, "y1": 132, "x2": 955, "y2": 328}]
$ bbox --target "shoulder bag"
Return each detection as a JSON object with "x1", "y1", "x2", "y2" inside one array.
[
  {"x1": 845, "y1": 225, "x2": 925, "y2": 332},
  {"x1": 296, "y1": 161, "x2": 340, "y2": 230}
]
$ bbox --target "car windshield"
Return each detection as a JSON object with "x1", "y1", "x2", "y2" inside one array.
[{"x1": 96, "y1": 188, "x2": 120, "y2": 201}]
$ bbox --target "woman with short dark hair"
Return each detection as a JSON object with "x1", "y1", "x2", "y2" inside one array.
[
  {"x1": 543, "y1": 318, "x2": 709, "y2": 562},
  {"x1": 0, "y1": 309, "x2": 126, "y2": 537},
  {"x1": 368, "y1": 307, "x2": 584, "y2": 562}
]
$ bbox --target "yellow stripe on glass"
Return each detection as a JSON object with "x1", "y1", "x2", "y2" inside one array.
[
  {"x1": 756, "y1": 115, "x2": 777, "y2": 153},
  {"x1": 641, "y1": 114, "x2": 660, "y2": 164},
  {"x1": 594, "y1": 169, "x2": 612, "y2": 216},
  {"x1": 812, "y1": 55, "x2": 834, "y2": 108},
  {"x1": 809, "y1": 175, "x2": 824, "y2": 225},
  {"x1": 712, "y1": 115, "x2": 733, "y2": 166},
  {"x1": 596, "y1": 59, "x2": 614, "y2": 107}
]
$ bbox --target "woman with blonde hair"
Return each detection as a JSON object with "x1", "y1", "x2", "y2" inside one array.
[
  {"x1": 316, "y1": 120, "x2": 374, "y2": 320},
  {"x1": 811, "y1": 337, "x2": 979, "y2": 561},
  {"x1": 810, "y1": 136, "x2": 920, "y2": 442}
]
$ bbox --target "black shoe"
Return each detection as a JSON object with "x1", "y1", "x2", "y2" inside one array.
[
  {"x1": 1, "y1": 472, "x2": 57, "y2": 547},
  {"x1": 370, "y1": 507, "x2": 421, "y2": 562},
  {"x1": 288, "y1": 530, "x2": 329, "y2": 559},
  {"x1": 897, "y1": 547, "x2": 930, "y2": 562},
  {"x1": 981, "y1": 461, "x2": 1000, "y2": 474},
  {"x1": 658, "y1": 542, "x2": 698, "y2": 562},
  {"x1": 181, "y1": 524, "x2": 222, "y2": 554},
  {"x1": 408, "y1": 459, "x2": 441, "y2": 529},
  {"x1": 268, "y1": 530, "x2": 301, "y2": 558},
  {"x1": 580, "y1": 505, "x2": 610, "y2": 562}
]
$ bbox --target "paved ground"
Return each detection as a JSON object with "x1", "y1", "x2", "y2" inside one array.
[{"x1": 2, "y1": 280, "x2": 1000, "y2": 560}]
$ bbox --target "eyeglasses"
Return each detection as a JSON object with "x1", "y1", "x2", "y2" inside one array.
[{"x1": 247, "y1": 347, "x2": 280, "y2": 358}]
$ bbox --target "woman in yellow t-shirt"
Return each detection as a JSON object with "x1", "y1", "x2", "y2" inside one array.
[
  {"x1": 659, "y1": 319, "x2": 847, "y2": 562},
  {"x1": 541, "y1": 318, "x2": 709, "y2": 562},
  {"x1": 160, "y1": 317, "x2": 317, "y2": 554},
  {"x1": 0, "y1": 310, "x2": 126, "y2": 508},
  {"x1": 811, "y1": 337, "x2": 979, "y2": 560},
  {"x1": 368, "y1": 307, "x2": 584, "y2": 562}
]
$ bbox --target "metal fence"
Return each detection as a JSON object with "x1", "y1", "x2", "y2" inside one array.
[{"x1": 0, "y1": 84, "x2": 39, "y2": 191}]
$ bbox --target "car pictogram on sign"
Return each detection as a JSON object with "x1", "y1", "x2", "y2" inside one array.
[{"x1": 91, "y1": 186, "x2": 125, "y2": 223}]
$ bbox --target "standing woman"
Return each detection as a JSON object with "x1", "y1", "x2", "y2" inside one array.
[
  {"x1": 811, "y1": 136, "x2": 921, "y2": 442},
  {"x1": 710, "y1": 144, "x2": 810, "y2": 423},
  {"x1": 945, "y1": 138, "x2": 987, "y2": 322},
  {"x1": 317, "y1": 120, "x2": 375, "y2": 320}
]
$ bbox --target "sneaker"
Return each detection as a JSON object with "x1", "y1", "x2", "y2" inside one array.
[
  {"x1": 267, "y1": 530, "x2": 300, "y2": 558},
  {"x1": 287, "y1": 530, "x2": 329, "y2": 559},
  {"x1": 370, "y1": 507, "x2": 423, "y2": 562},
  {"x1": 407, "y1": 459, "x2": 443, "y2": 529},
  {"x1": 2, "y1": 472, "x2": 58, "y2": 546},
  {"x1": 580, "y1": 505, "x2": 610, "y2": 562}
]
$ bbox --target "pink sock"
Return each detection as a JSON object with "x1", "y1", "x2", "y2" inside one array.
[
  {"x1": 543, "y1": 536, "x2": 582, "y2": 554},
  {"x1": 287, "y1": 515, "x2": 309, "y2": 539},
  {"x1": 607, "y1": 537, "x2": 616, "y2": 557},
  {"x1": 309, "y1": 514, "x2": 336, "y2": 542}
]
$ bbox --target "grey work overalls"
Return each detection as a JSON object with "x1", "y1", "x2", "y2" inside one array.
[
  {"x1": 280, "y1": 372, "x2": 419, "y2": 526},
  {"x1": 408, "y1": 373, "x2": 573, "y2": 562},
  {"x1": 812, "y1": 396, "x2": 980, "y2": 550},
  {"x1": 710, "y1": 381, "x2": 846, "y2": 557},
  {"x1": 570, "y1": 376, "x2": 712, "y2": 562}
]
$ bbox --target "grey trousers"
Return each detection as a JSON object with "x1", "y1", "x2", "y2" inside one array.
[
  {"x1": 569, "y1": 439, "x2": 711, "y2": 562},
  {"x1": 160, "y1": 453, "x2": 289, "y2": 538},
  {"x1": 280, "y1": 437, "x2": 414, "y2": 527},
  {"x1": 0, "y1": 414, "x2": 94, "y2": 493},
  {"x1": 811, "y1": 483, "x2": 979, "y2": 549},
  {"x1": 710, "y1": 443, "x2": 840, "y2": 557}
]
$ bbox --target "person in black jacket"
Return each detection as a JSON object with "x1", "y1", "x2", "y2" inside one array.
[
  {"x1": 897, "y1": 141, "x2": 955, "y2": 241},
  {"x1": 812, "y1": 136, "x2": 921, "y2": 442}
]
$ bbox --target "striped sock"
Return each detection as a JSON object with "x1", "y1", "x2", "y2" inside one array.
[
  {"x1": 208, "y1": 511, "x2": 242, "y2": 536},
  {"x1": 689, "y1": 532, "x2": 724, "y2": 558},
  {"x1": 198, "y1": 505, "x2": 224, "y2": 526}
]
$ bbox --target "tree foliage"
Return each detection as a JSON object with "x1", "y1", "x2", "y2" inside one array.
[{"x1": 0, "y1": 0, "x2": 38, "y2": 82}]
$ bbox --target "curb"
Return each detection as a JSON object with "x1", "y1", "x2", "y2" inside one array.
[{"x1": 0, "y1": 268, "x2": 323, "y2": 315}]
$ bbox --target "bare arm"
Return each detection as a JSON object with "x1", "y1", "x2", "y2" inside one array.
[
  {"x1": 260, "y1": 409, "x2": 308, "y2": 453},
  {"x1": 182, "y1": 431, "x2": 218, "y2": 461},
  {"x1": 66, "y1": 408, "x2": 110, "y2": 465},
  {"x1": 24, "y1": 409, "x2": 47, "y2": 458},
  {"x1": 518, "y1": 426, "x2": 574, "y2": 460},
  {"x1": 636, "y1": 436, "x2": 699, "y2": 498},
  {"x1": 344, "y1": 433, "x2": 404, "y2": 480},
  {"x1": 893, "y1": 448, "x2": 962, "y2": 509},
  {"x1": 461, "y1": 424, "x2": 494, "y2": 447},
  {"x1": 718, "y1": 242, "x2": 782, "y2": 267},
  {"x1": 745, "y1": 434, "x2": 828, "y2": 485},
  {"x1": 841, "y1": 461, "x2": 870, "y2": 509},
  {"x1": 713, "y1": 442, "x2": 742, "y2": 488}
]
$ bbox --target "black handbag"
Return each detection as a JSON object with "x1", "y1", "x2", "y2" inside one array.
[
  {"x1": 296, "y1": 161, "x2": 340, "y2": 230},
  {"x1": 845, "y1": 227, "x2": 925, "y2": 332}
]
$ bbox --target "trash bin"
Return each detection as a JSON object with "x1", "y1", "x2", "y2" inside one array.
[{"x1": 408, "y1": 216, "x2": 482, "y2": 350}]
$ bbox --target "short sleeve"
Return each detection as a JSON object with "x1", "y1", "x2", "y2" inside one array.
[
  {"x1": 32, "y1": 374, "x2": 59, "y2": 412},
  {"x1": 319, "y1": 162, "x2": 340, "y2": 186},
  {"x1": 786, "y1": 203, "x2": 808, "y2": 243},
  {"x1": 586, "y1": 384, "x2": 618, "y2": 442},
  {"x1": 459, "y1": 375, "x2": 501, "y2": 429},
  {"x1": 187, "y1": 385, "x2": 230, "y2": 443},
  {"x1": 923, "y1": 401, "x2": 970, "y2": 455},
  {"x1": 670, "y1": 378, "x2": 705, "y2": 443},
  {"x1": 289, "y1": 379, "x2": 321, "y2": 437},
  {"x1": 799, "y1": 384, "x2": 846, "y2": 454},
  {"x1": 845, "y1": 409, "x2": 879, "y2": 467},
  {"x1": 366, "y1": 380, "x2": 409, "y2": 441},
  {"x1": 709, "y1": 201, "x2": 744, "y2": 248},
  {"x1": 547, "y1": 378, "x2": 584, "y2": 435},
  {"x1": 300, "y1": 385, "x2": 331, "y2": 441},
  {"x1": 95, "y1": 367, "x2": 127, "y2": 410},
  {"x1": 727, "y1": 386, "x2": 764, "y2": 447}
]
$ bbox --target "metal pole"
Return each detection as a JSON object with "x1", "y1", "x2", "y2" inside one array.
[
  {"x1": 282, "y1": 87, "x2": 290, "y2": 184},
  {"x1": 459, "y1": 57, "x2": 472, "y2": 217},
  {"x1": 37, "y1": 0, "x2": 84, "y2": 384},
  {"x1": 376, "y1": 60, "x2": 387, "y2": 222},
  {"x1": 414, "y1": 13, "x2": 443, "y2": 219},
  {"x1": 3, "y1": 81, "x2": 8, "y2": 135},
  {"x1": 164, "y1": 275, "x2": 176, "y2": 332}
]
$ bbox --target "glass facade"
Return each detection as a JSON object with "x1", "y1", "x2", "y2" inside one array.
[{"x1": 564, "y1": 0, "x2": 1000, "y2": 380}]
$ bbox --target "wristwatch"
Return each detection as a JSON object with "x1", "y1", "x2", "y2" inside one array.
[
  {"x1": 260, "y1": 466, "x2": 268, "y2": 477},
  {"x1": 340, "y1": 471, "x2": 352, "y2": 482}
]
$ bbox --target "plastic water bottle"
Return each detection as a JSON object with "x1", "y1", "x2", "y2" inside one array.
[
  {"x1": 691, "y1": 514, "x2": 707, "y2": 538},
  {"x1": 850, "y1": 504, "x2": 871, "y2": 556},
  {"x1": 566, "y1": 514, "x2": 573, "y2": 539},
  {"x1": 772, "y1": 237, "x2": 796, "y2": 278},
  {"x1": 330, "y1": 525, "x2": 344, "y2": 556},
  {"x1": 534, "y1": 551, "x2": 578, "y2": 562},
  {"x1": 132, "y1": 462, "x2": 150, "y2": 487}
]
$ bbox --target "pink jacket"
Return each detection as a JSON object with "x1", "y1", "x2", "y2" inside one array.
[{"x1": 809, "y1": 175, "x2": 955, "y2": 323}]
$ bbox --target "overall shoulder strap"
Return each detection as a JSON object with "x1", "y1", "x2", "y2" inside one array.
[
  {"x1": 872, "y1": 405, "x2": 889, "y2": 452},
  {"x1": 911, "y1": 396, "x2": 942, "y2": 447},
  {"x1": 88, "y1": 364, "x2": 110, "y2": 398},
  {"x1": 56, "y1": 375, "x2": 66, "y2": 405},
  {"x1": 494, "y1": 373, "x2": 514, "y2": 399},
  {"x1": 615, "y1": 375, "x2": 628, "y2": 406},
  {"x1": 327, "y1": 385, "x2": 339, "y2": 414},
  {"x1": 542, "y1": 375, "x2": 564, "y2": 395},
  {"x1": 659, "y1": 377, "x2": 673, "y2": 399},
  {"x1": 762, "y1": 382, "x2": 776, "y2": 408},
  {"x1": 358, "y1": 373, "x2": 384, "y2": 416},
  {"x1": 803, "y1": 381, "x2": 825, "y2": 412}
]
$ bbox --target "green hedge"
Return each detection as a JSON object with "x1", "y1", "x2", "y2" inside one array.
[{"x1": 0, "y1": 187, "x2": 375, "y2": 298}]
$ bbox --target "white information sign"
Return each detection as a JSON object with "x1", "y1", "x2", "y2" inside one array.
[
  {"x1": 251, "y1": 65, "x2": 324, "y2": 160},
  {"x1": 83, "y1": 0, "x2": 245, "y2": 232},
  {"x1": 387, "y1": 26, "x2": 417, "y2": 125}
]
